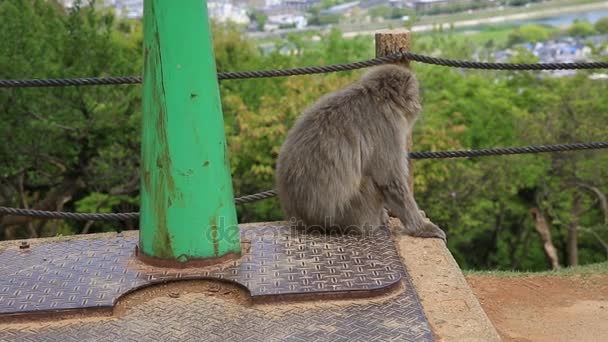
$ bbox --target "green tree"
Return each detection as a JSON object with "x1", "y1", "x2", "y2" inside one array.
[
  {"x1": 568, "y1": 19, "x2": 596, "y2": 37},
  {"x1": 594, "y1": 16, "x2": 608, "y2": 34},
  {"x1": 247, "y1": 9, "x2": 267, "y2": 31},
  {"x1": 0, "y1": 0, "x2": 142, "y2": 238},
  {"x1": 507, "y1": 24, "x2": 552, "y2": 46},
  {"x1": 368, "y1": 6, "x2": 392, "y2": 19}
]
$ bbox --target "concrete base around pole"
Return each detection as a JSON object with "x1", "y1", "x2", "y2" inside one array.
[{"x1": 389, "y1": 218, "x2": 502, "y2": 341}]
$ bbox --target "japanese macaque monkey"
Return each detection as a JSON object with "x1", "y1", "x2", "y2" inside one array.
[{"x1": 275, "y1": 64, "x2": 446, "y2": 242}]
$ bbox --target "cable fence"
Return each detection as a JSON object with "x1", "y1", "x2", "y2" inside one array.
[
  {"x1": 1, "y1": 142, "x2": 606, "y2": 221},
  {"x1": 2, "y1": 52, "x2": 608, "y2": 88},
  {"x1": 1, "y1": 51, "x2": 607, "y2": 220}
]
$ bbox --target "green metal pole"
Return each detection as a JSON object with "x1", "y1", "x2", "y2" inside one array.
[{"x1": 139, "y1": 0, "x2": 240, "y2": 264}]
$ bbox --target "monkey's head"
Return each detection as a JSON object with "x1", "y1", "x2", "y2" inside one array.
[{"x1": 360, "y1": 64, "x2": 421, "y2": 121}]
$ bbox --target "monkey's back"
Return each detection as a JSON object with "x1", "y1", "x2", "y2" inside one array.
[{"x1": 275, "y1": 80, "x2": 398, "y2": 226}]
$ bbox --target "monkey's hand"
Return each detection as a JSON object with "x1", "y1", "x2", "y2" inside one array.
[{"x1": 413, "y1": 221, "x2": 447, "y2": 243}]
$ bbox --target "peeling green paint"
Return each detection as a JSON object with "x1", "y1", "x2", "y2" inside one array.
[
  {"x1": 139, "y1": 0, "x2": 240, "y2": 262},
  {"x1": 210, "y1": 217, "x2": 219, "y2": 257}
]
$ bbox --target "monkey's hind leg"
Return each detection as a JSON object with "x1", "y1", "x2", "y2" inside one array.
[
  {"x1": 334, "y1": 179, "x2": 386, "y2": 235},
  {"x1": 379, "y1": 180, "x2": 447, "y2": 242}
]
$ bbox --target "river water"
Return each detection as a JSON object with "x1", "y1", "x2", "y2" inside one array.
[
  {"x1": 515, "y1": 8, "x2": 608, "y2": 27},
  {"x1": 456, "y1": 7, "x2": 608, "y2": 33}
]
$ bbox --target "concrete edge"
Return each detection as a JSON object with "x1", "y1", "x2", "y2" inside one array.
[{"x1": 389, "y1": 218, "x2": 502, "y2": 342}]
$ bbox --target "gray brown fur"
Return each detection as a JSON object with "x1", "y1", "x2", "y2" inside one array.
[{"x1": 275, "y1": 64, "x2": 446, "y2": 241}]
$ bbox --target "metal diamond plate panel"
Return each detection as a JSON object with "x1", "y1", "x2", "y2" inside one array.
[
  {"x1": 0, "y1": 225, "x2": 405, "y2": 315},
  {"x1": 0, "y1": 225, "x2": 434, "y2": 341},
  {"x1": 0, "y1": 280, "x2": 433, "y2": 341}
]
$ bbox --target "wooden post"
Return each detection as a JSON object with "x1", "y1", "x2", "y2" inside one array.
[
  {"x1": 139, "y1": 0, "x2": 241, "y2": 266},
  {"x1": 374, "y1": 29, "x2": 414, "y2": 191},
  {"x1": 375, "y1": 29, "x2": 411, "y2": 68}
]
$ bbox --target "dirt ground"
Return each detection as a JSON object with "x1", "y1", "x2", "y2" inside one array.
[{"x1": 466, "y1": 274, "x2": 608, "y2": 342}]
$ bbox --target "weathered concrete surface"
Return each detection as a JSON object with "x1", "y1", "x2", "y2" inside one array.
[{"x1": 389, "y1": 218, "x2": 502, "y2": 342}]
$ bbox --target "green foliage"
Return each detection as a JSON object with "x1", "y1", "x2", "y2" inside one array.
[
  {"x1": 75, "y1": 192, "x2": 137, "y2": 213},
  {"x1": 465, "y1": 261, "x2": 608, "y2": 277},
  {"x1": 368, "y1": 5, "x2": 391, "y2": 19},
  {"x1": 594, "y1": 16, "x2": 608, "y2": 34},
  {"x1": 507, "y1": 24, "x2": 553, "y2": 46},
  {"x1": 319, "y1": 0, "x2": 345, "y2": 9},
  {"x1": 508, "y1": 0, "x2": 541, "y2": 6},
  {"x1": 306, "y1": 6, "x2": 342, "y2": 27},
  {"x1": 567, "y1": 19, "x2": 596, "y2": 37},
  {"x1": 0, "y1": 0, "x2": 142, "y2": 237},
  {"x1": 247, "y1": 9, "x2": 267, "y2": 31},
  {"x1": 307, "y1": 0, "x2": 356, "y2": 26}
]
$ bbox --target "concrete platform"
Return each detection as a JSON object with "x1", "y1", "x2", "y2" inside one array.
[
  {"x1": 389, "y1": 218, "x2": 501, "y2": 342},
  {"x1": 0, "y1": 220, "x2": 500, "y2": 341}
]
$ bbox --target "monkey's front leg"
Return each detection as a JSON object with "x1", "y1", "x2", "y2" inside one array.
[{"x1": 379, "y1": 180, "x2": 446, "y2": 242}]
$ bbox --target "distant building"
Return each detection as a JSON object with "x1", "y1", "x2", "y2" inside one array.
[
  {"x1": 260, "y1": 0, "x2": 319, "y2": 19},
  {"x1": 388, "y1": 0, "x2": 409, "y2": 8},
  {"x1": 264, "y1": 14, "x2": 307, "y2": 31},
  {"x1": 589, "y1": 73, "x2": 608, "y2": 80},
  {"x1": 103, "y1": 0, "x2": 143, "y2": 18},
  {"x1": 258, "y1": 42, "x2": 300, "y2": 56},
  {"x1": 208, "y1": 1, "x2": 251, "y2": 25},
  {"x1": 233, "y1": 0, "x2": 275, "y2": 9},
  {"x1": 407, "y1": 0, "x2": 445, "y2": 11},
  {"x1": 359, "y1": 0, "x2": 388, "y2": 9},
  {"x1": 283, "y1": 0, "x2": 321, "y2": 10},
  {"x1": 62, "y1": 0, "x2": 250, "y2": 23},
  {"x1": 406, "y1": 0, "x2": 477, "y2": 11},
  {"x1": 264, "y1": 0, "x2": 283, "y2": 7},
  {"x1": 320, "y1": 1, "x2": 360, "y2": 15},
  {"x1": 533, "y1": 42, "x2": 592, "y2": 62},
  {"x1": 61, "y1": 0, "x2": 143, "y2": 18},
  {"x1": 492, "y1": 36, "x2": 607, "y2": 77}
]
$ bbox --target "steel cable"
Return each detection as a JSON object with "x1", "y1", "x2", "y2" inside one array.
[
  {"x1": 2, "y1": 52, "x2": 607, "y2": 88},
  {"x1": 1, "y1": 142, "x2": 606, "y2": 220}
]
